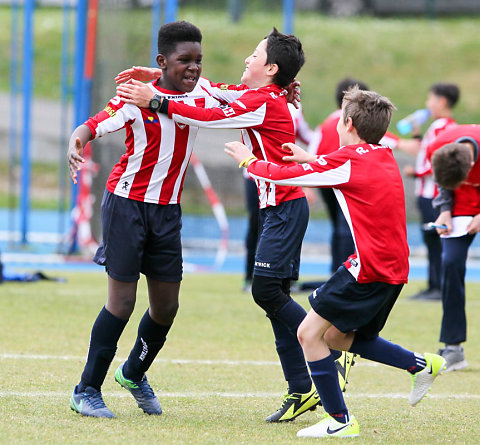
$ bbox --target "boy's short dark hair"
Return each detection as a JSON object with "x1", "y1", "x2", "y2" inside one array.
[
  {"x1": 157, "y1": 21, "x2": 202, "y2": 56},
  {"x1": 336, "y1": 78, "x2": 369, "y2": 108},
  {"x1": 430, "y1": 82, "x2": 460, "y2": 109},
  {"x1": 342, "y1": 86, "x2": 395, "y2": 144},
  {"x1": 432, "y1": 143, "x2": 471, "y2": 189},
  {"x1": 265, "y1": 28, "x2": 305, "y2": 88}
]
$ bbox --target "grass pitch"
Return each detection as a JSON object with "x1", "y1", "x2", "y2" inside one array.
[{"x1": 1, "y1": 272, "x2": 479, "y2": 444}]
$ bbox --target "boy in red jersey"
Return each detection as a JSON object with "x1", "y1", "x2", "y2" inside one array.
[
  {"x1": 67, "y1": 21, "x2": 251, "y2": 419},
  {"x1": 225, "y1": 86, "x2": 446, "y2": 438},
  {"x1": 427, "y1": 125, "x2": 480, "y2": 371},
  {"x1": 117, "y1": 29, "x2": 344, "y2": 423},
  {"x1": 403, "y1": 83, "x2": 459, "y2": 300}
]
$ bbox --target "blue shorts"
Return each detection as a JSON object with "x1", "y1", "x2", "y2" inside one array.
[
  {"x1": 93, "y1": 190, "x2": 183, "y2": 283},
  {"x1": 309, "y1": 266, "x2": 403, "y2": 339},
  {"x1": 254, "y1": 197, "x2": 309, "y2": 280}
]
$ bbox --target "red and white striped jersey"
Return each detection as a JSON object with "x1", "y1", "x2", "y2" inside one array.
[
  {"x1": 247, "y1": 143, "x2": 409, "y2": 284},
  {"x1": 166, "y1": 84, "x2": 306, "y2": 208},
  {"x1": 84, "y1": 77, "x2": 246, "y2": 205},
  {"x1": 415, "y1": 117, "x2": 456, "y2": 198}
]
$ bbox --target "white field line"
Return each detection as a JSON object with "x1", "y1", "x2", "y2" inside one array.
[
  {"x1": 0, "y1": 391, "x2": 479, "y2": 400},
  {"x1": 0, "y1": 353, "x2": 379, "y2": 367}
]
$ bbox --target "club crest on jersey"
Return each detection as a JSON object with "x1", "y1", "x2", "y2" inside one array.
[
  {"x1": 220, "y1": 84, "x2": 230, "y2": 90},
  {"x1": 144, "y1": 116, "x2": 159, "y2": 124}
]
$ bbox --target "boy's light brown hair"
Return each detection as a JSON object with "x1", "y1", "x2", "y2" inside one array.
[
  {"x1": 341, "y1": 86, "x2": 395, "y2": 144},
  {"x1": 432, "y1": 143, "x2": 472, "y2": 189}
]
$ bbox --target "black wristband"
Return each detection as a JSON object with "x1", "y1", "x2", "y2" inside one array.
[{"x1": 159, "y1": 97, "x2": 169, "y2": 114}]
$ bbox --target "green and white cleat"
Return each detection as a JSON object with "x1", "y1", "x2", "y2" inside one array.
[
  {"x1": 409, "y1": 352, "x2": 446, "y2": 406},
  {"x1": 297, "y1": 413, "x2": 359, "y2": 438}
]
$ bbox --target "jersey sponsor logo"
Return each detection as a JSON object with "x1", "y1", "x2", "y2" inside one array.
[
  {"x1": 221, "y1": 105, "x2": 236, "y2": 117},
  {"x1": 349, "y1": 258, "x2": 358, "y2": 267},
  {"x1": 104, "y1": 105, "x2": 117, "y2": 117},
  {"x1": 144, "y1": 116, "x2": 159, "y2": 124},
  {"x1": 121, "y1": 181, "x2": 130, "y2": 191},
  {"x1": 255, "y1": 261, "x2": 271, "y2": 268}
]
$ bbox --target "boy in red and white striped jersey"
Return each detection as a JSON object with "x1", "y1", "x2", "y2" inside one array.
[
  {"x1": 67, "y1": 21, "x2": 248, "y2": 419},
  {"x1": 224, "y1": 86, "x2": 446, "y2": 438}
]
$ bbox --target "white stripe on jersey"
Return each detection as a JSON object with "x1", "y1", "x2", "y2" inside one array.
[
  {"x1": 112, "y1": 105, "x2": 148, "y2": 198},
  {"x1": 145, "y1": 112, "x2": 177, "y2": 202},
  {"x1": 334, "y1": 188, "x2": 360, "y2": 280}
]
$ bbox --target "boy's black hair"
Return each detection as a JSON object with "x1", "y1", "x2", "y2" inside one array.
[
  {"x1": 265, "y1": 28, "x2": 305, "y2": 88},
  {"x1": 157, "y1": 21, "x2": 202, "y2": 56},
  {"x1": 336, "y1": 78, "x2": 369, "y2": 108},
  {"x1": 430, "y1": 82, "x2": 460, "y2": 109}
]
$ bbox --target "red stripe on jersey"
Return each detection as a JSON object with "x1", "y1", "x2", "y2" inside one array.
[
  {"x1": 129, "y1": 112, "x2": 162, "y2": 200},
  {"x1": 158, "y1": 123, "x2": 190, "y2": 203}
]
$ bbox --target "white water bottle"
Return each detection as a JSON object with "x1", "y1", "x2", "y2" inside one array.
[{"x1": 396, "y1": 109, "x2": 430, "y2": 135}]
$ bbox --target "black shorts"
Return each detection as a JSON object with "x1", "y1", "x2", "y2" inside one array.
[
  {"x1": 308, "y1": 266, "x2": 403, "y2": 339},
  {"x1": 93, "y1": 190, "x2": 183, "y2": 283},
  {"x1": 254, "y1": 197, "x2": 309, "y2": 280}
]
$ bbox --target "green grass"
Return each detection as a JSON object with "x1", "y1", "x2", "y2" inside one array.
[{"x1": 1, "y1": 272, "x2": 479, "y2": 444}]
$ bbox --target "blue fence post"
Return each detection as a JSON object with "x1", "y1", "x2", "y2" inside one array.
[
  {"x1": 283, "y1": 0, "x2": 295, "y2": 34},
  {"x1": 151, "y1": 0, "x2": 161, "y2": 67},
  {"x1": 9, "y1": 0, "x2": 20, "y2": 243},
  {"x1": 20, "y1": 0, "x2": 35, "y2": 244},
  {"x1": 164, "y1": 0, "x2": 178, "y2": 23}
]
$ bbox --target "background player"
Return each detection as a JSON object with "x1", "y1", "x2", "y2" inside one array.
[
  {"x1": 224, "y1": 86, "x2": 446, "y2": 438},
  {"x1": 403, "y1": 83, "x2": 460, "y2": 300},
  {"x1": 427, "y1": 124, "x2": 480, "y2": 371}
]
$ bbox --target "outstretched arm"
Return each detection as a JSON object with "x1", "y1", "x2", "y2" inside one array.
[
  {"x1": 281, "y1": 142, "x2": 318, "y2": 164},
  {"x1": 67, "y1": 124, "x2": 92, "y2": 184},
  {"x1": 115, "y1": 66, "x2": 162, "y2": 84}
]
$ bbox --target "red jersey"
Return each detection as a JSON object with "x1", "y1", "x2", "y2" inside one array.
[
  {"x1": 166, "y1": 84, "x2": 305, "y2": 208},
  {"x1": 415, "y1": 117, "x2": 456, "y2": 198},
  {"x1": 84, "y1": 77, "x2": 245, "y2": 204},
  {"x1": 247, "y1": 143, "x2": 409, "y2": 284},
  {"x1": 427, "y1": 124, "x2": 480, "y2": 216}
]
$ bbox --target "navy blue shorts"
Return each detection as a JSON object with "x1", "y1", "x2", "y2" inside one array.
[
  {"x1": 93, "y1": 190, "x2": 183, "y2": 283},
  {"x1": 309, "y1": 266, "x2": 403, "y2": 339},
  {"x1": 254, "y1": 197, "x2": 309, "y2": 280}
]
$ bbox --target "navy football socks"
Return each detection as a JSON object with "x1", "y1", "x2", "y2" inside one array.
[
  {"x1": 79, "y1": 306, "x2": 127, "y2": 391},
  {"x1": 123, "y1": 310, "x2": 172, "y2": 382},
  {"x1": 350, "y1": 335, "x2": 426, "y2": 374}
]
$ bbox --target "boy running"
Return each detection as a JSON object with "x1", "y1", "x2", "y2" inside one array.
[{"x1": 224, "y1": 86, "x2": 446, "y2": 438}]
